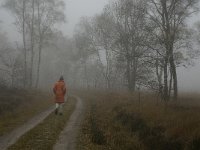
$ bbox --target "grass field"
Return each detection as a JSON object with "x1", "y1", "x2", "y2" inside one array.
[
  {"x1": 0, "y1": 89, "x2": 52, "y2": 136},
  {"x1": 77, "y1": 90, "x2": 200, "y2": 150}
]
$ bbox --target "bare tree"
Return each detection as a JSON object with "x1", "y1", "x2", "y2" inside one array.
[
  {"x1": 147, "y1": 0, "x2": 199, "y2": 100},
  {"x1": 93, "y1": 10, "x2": 117, "y2": 89},
  {"x1": 34, "y1": 0, "x2": 66, "y2": 88},
  {"x1": 107, "y1": 0, "x2": 151, "y2": 91},
  {"x1": 4, "y1": 0, "x2": 31, "y2": 88},
  {"x1": 0, "y1": 32, "x2": 21, "y2": 88},
  {"x1": 74, "y1": 18, "x2": 95, "y2": 89}
]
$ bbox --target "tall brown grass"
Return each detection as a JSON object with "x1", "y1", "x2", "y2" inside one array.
[{"x1": 77, "y1": 90, "x2": 200, "y2": 150}]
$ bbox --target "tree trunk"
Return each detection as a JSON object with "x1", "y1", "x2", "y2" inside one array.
[
  {"x1": 23, "y1": 0, "x2": 27, "y2": 88},
  {"x1": 35, "y1": 43, "x2": 42, "y2": 88},
  {"x1": 35, "y1": 1, "x2": 42, "y2": 88},
  {"x1": 127, "y1": 58, "x2": 131, "y2": 91},
  {"x1": 163, "y1": 56, "x2": 169, "y2": 101},
  {"x1": 170, "y1": 54, "x2": 178, "y2": 100},
  {"x1": 131, "y1": 69, "x2": 136, "y2": 91},
  {"x1": 105, "y1": 75, "x2": 111, "y2": 89},
  {"x1": 30, "y1": 0, "x2": 35, "y2": 88},
  {"x1": 168, "y1": 68, "x2": 173, "y2": 99},
  {"x1": 105, "y1": 46, "x2": 111, "y2": 89},
  {"x1": 11, "y1": 68, "x2": 14, "y2": 88},
  {"x1": 84, "y1": 61, "x2": 89, "y2": 89},
  {"x1": 132, "y1": 53, "x2": 137, "y2": 92}
]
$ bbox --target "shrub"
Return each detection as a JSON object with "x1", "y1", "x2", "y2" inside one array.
[
  {"x1": 90, "y1": 104, "x2": 106, "y2": 145},
  {"x1": 187, "y1": 136, "x2": 200, "y2": 150}
]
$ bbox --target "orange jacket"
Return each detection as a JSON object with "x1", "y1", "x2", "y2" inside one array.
[{"x1": 53, "y1": 80, "x2": 67, "y2": 103}]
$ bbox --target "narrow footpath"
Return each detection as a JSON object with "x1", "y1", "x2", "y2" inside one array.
[
  {"x1": 53, "y1": 96, "x2": 84, "y2": 150},
  {"x1": 0, "y1": 106, "x2": 54, "y2": 150}
]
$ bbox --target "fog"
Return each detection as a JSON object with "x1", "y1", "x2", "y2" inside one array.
[
  {"x1": 0, "y1": 0, "x2": 200, "y2": 94},
  {"x1": 63, "y1": 0, "x2": 109, "y2": 36},
  {"x1": 0, "y1": 0, "x2": 108, "y2": 41},
  {"x1": 1, "y1": 1, "x2": 200, "y2": 149},
  {"x1": 178, "y1": 60, "x2": 200, "y2": 92}
]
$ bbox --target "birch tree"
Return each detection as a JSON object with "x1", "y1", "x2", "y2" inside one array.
[
  {"x1": 147, "y1": 0, "x2": 199, "y2": 100},
  {"x1": 93, "y1": 10, "x2": 117, "y2": 89}
]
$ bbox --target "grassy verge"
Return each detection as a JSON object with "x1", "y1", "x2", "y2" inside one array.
[
  {"x1": 0, "y1": 90, "x2": 52, "y2": 136},
  {"x1": 77, "y1": 90, "x2": 200, "y2": 150},
  {"x1": 8, "y1": 96, "x2": 76, "y2": 150}
]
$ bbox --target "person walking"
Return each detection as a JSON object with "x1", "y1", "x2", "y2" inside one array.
[{"x1": 53, "y1": 76, "x2": 67, "y2": 115}]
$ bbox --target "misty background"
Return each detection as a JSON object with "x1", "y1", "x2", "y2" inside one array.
[
  {"x1": 0, "y1": 0, "x2": 108, "y2": 90},
  {"x1": 0, "y1": 0, "x2": 200, "y2": 92}
]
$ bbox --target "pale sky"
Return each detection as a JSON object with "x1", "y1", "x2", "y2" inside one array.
[
  {"x1": 63, "y1": 0, "x2": 109, "y2": 36},
  {"x1": 0, "y1": 0, "x2": 109, "y2": 41},
  {"x1": 0, "y1": 0, "x2": 200, "y2": 92}
]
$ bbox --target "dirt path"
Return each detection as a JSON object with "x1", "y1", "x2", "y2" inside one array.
[
  {"x1": 53, "y1": 96, "x2": 84, "y2": 150},
  {"x1": 0, "y1": 106, "x2": 54, "y2": 150}
]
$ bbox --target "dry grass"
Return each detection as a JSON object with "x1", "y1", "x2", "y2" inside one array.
[
  {"x1": 8, "y1": 96, "x2": 76, "y2": 150},
  {"x1": 77, "y1": 90, "x2": 200, "y2": 150},
  {"x1": 0, "y1": 89, "x2": 52, "y2": 136}
]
